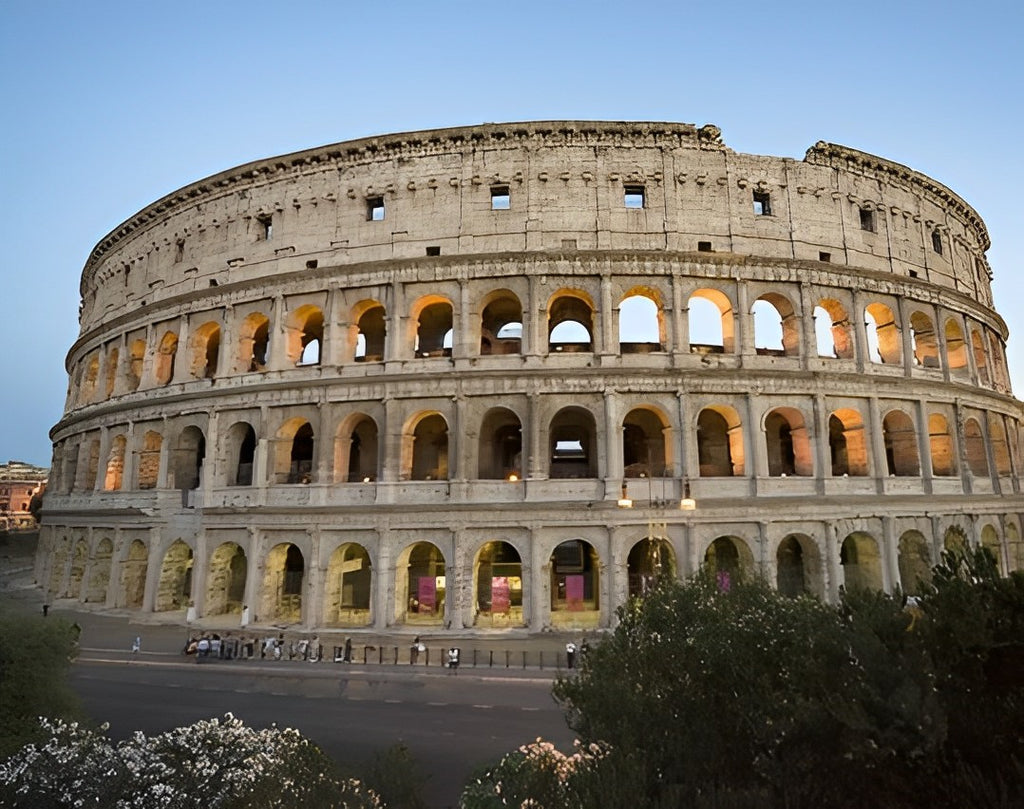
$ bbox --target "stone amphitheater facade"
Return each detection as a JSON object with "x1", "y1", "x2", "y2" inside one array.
[{"x1": 35, "y1": 121, "x2": 1024, "y2": 633}]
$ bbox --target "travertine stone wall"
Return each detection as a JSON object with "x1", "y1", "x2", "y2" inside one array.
[{"x1": 38, "y1": 122, "x2": 1024, "y2": 634}]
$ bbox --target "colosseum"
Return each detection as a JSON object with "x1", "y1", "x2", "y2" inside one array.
[{"x1": 36, "y1": 120, "x2": 1024, "y2": 634}]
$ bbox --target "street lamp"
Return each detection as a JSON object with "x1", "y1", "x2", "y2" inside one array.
[{"x1": 680, "y1": 479, "x2": 696, "y2": 511}]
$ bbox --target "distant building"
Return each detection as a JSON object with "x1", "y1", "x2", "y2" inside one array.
[{"x1": 0, "y1": 461, "x2": 48, "y2": 531}]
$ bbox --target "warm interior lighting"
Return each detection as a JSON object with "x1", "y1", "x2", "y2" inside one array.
[
  {"x1": 507, "y1": 473, "x2": 519, "y2": 482},
  {"x1": 617, "y1": 481, "x2": 633, "y2": 508},
  {"x1": 679, "y1": 481, "x2": 696, "y2": 511}
]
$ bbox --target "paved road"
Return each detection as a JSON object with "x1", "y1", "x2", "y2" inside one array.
[{"x1": 72, "y1": 655, "x2": 575, "y2": 808}]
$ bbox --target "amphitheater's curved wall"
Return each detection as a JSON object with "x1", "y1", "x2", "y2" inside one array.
[{"x1": 36, "y1": 121, "x2": 1024, "y2": 633}]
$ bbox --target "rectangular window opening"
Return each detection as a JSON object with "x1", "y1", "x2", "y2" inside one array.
[
  {"x1": 818, "y1": 251, "x2": 831, "y2": 263},
  {"x1": 697, "y1": 241, "x2": 713, "y2": 252},
  {"x1": 909, "y1": 269, "x2": 919, "y2": 278},
  {"x1": 859, "y1": 208, "x2": 875, "y2": 232},
  {"x1": 258, "y1": 216, "x2": 273, "y2": 240},
  {"x1": 425, "y1": 246, "x2": 441, "y2": 256},
  {"x1": 490, "y1": 185, "x2": 510, "y2": 210},
  {"x1": 932, "y1": 230, "x2": 943, "y2": 255},
  {"x1": 624, "y1": 185, "x2": 645, "y2": 209},
  {"x1": 753, "y1": 191, "x2": 772, "y2": 216},
  {"x1": 367, "y1": 196, "x2": 385, "y2": 221}
]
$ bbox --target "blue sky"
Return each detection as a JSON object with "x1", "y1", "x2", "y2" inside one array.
[{"x1": 1, "y1": 0, "x2": 1021, "y2": 467}]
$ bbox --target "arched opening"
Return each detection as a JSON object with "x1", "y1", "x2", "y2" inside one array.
[
  {"x1": 189, "y1": 321, "x2": 221, "y2": 379},
  {"x1": 171, "y1": 426, "x2": 205, "y2": 491},
  {"x1": 627, "y1": 536, "x2": 676, "y2": 598},
  {"x1": 154, "y1": 331, "x2": 178, "y2": 385},
  {"x1": 48, "y1": 538, "x2": 69, "y2": 597},
  {"x1": 928, "y1": 414, "x2": 957, "y2": 476},
  {"x1": 83, "y1": 438, "x2": 100, "y2": 490},
  {"x1": 354, "y1": 302, "x2": 386, "y2": 362},
  {"x1": 104, "y1": 347, "x2": 119, "y2": 398},
  {"x1": 138, "y1": 431, "x2": 162, "y2": 489},
  {"x1": 689, "y1": 289, "x2": 734, "y2": 353},
  {"x1": 697, "y1": 406, "x2": 744, "y2": 477},
  {"x1": 480, "y1": 291, "x2": 523, "y2": 355},
  {"x1": 549, "y1": 407, "x2": 598, "y2": 478},
  {"x1": 883, "y1": 410, "x2": 920, "y2": 476},
  {"x1": 336, "y1": 414, "x2": 379, "y2": 483},
  {"x1": 704, "y1": 536, "x2": 754, "y2": 590},
  {"x1": 409, "y1": 414, "x2": 449, "y2": 480},
  {"x1": 988, "y1": 333, "x2": 1009, "y2": 389},
  {"x1": 814, "y1": 299, "x2": 854, "y2": 359},
  {"x1": 474, "y1": 541, "x2": 524, "y2": 627},
  {"x1": 225, "y1": 422, "x2": 257, "y2": 486},
  {"x1": 776, "y1": 536, "x2": 807, "y2": 597},
  {"x1": 325, "y1": 543, "x2": 372, "y2": 626},
  {"x1": 155, "y1": 540, "x2": 193, "y2": 612},
  {"x1": 897, "y1": 531, "x2": 932, "y2": 595},
  {"x1": 128, "y1": 339, "x2": 146, "y2": 390},
  {"x1": 752, "y1": 293, "x2": 799, "y2": 356},
  {"x1": 1006, "y1": 523, "x2": 1022, "y2": 572},
  {"x1": 944, "y1": 318, "x2": 968, "y2": 372},
  {"x1": 548, "y1": 292, "x2": 594, "y2": 353},
  {"x1": 286, "y1": 305, "x2": 324, "y2": 366},
  {"x1": 618, "y1": 291, "x2": 662, "y2": 353},
  {"x1": 239, "y1": 312, "x2": 270, "y2": 372},
  {"x1": 944, "y1": 525, "x2": 969, "y2": 554},
  {"x1": 910, "y1": 311, "x2": 939, "y2": 369},
  {"x1": 85, "y1": 538, "x2": 113, "y2": 603},
  {"x1": 549, "y1": 539, "x2": 600, "y2": 626},
  {"x1": 840, "y1": 533, "x2": 883, "y2": 591},
  {"x1": 103, "y1": 434, "x2": 127, "y2": 491},
  {"x1": 67, "y1": 539, "x2": 88, "y2": 600},
  {"x1": 413, "y1": 297, "x2": 454, "y2": 358},
  {"x1": 989, "y1": 415, "x2": 1012, "y2": 476},
  {"x1": 964, "y1": 418, "x2": 988, "y2": 477},
  {"x1": 80, "y1": 354, "x2": 100, "y2": 403},
  {"x1": 864, "y1": 303, "x2": 900, "y2": 364},
  {"x1": 980, "y1": 525, "x2": 1004, "y2": 575},
  {"x1": 261, "y1": 543, "x2": 304, "y2": 623},
  {"x1": 398, "y1": 542, "x2": 446, "y2": 625},
  {"x1": 829, "y1": 409, "x2": 869, "y2": 476},
  {"x1": 120, "y1": 539, "x2": 147, "y2": 608},
  {"x1": 622, "y1": 407, "x2": 670, "y2": 478},
  {"x1": 275, "y1": 419, "x2": 315, "y2": 484},
  {"x1": 205, "y1": 543, "x2": 247, "y2": 616},
  {"x1": 477, "y1": 408, "x2": 522, "y2": 480},
  {"x1": 971, "y1": 329, "x2": 990, "y2": 386},
  {"x1": 764, "y1": 407, "x2": 812, "y2": 476}
]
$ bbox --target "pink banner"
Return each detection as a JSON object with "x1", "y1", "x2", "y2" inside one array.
[
  {"x1": 566, "y1": 575, "x2": 585, "y2": 610},
  {"x1": 491, "y1": 577, "x2": 510, "y2": 613},
  {"x1": 418, "y1": 577, "x2": 436, "y2": 613}
]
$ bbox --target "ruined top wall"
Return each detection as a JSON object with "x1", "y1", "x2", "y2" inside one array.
[{"x1": 77, "y1": 121, "x2": 994, "y2": 335}]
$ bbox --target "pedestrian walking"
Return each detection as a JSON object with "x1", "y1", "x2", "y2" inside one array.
[
  {"x1": 129, "y1": 636, "x2": 141, "y2": 663},
  {"x1": 411, "y1": 635, "x2": 422, "y2": 665},
  {"x1": 343, "y1": 636, "x2": 353, "y2": 663},
  {"x1": 565, "y1": 641, "x2": 577, "y2": 669},
  {"x1": 446, "y1": 647, "x2": 460, "y2": 673}
]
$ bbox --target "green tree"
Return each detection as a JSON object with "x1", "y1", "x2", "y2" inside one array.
[{"x1": 0, "y1": 614, "x2": 81, "y2": 758}]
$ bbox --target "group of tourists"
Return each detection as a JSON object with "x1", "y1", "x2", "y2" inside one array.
[{"x1": 181, "y1": 632, "x2": 323, "y2": 663}]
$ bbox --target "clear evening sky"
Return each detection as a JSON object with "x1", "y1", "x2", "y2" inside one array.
[{"x1": 2, "y1": 0, "x2": 1020, "y2": 467}]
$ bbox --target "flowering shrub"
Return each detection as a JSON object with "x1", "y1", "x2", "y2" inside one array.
[
  {"x1": 0, "y1": 714, "x2": 383, "y2": 809},
  {"x1": 458, "y1": 738, "x2": 610, "y2": 809}
]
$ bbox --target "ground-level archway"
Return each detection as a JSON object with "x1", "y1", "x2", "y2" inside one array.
[
  {"x1": 473, "y1": 541, "x2": 524, "y2": 627},
  {"x1": 627, "y1": 537, "x2": 677, "y2": 598},
  {"x1": 120, "y1": 539, "x2": 148, "y2": 608},
  {"x1": 205, "y1": 543, "x2": 247, "y2": 617},
  {"x1": 324, "y1": 543, "x2": 372, "y2": 626},
  {"x1": 840, "y1": 533, "x2": 883, "y2": 591},
  {"x1": 704, "y1": 536, "x2": 755, "y2": 590},
  {"x1": 549, "y1": 539, "x2": 600, "y2": 628},
  {"x1": 85, "y1": 537, "x2": 113, "y2": 603},
  {"x1": 397, "y1": 542, "x2": 446, "y2": 626},
  {"x1": 776, "y1": 534, "x2": 822, "y2": 598},
  {"x1": 260, "y1": 543, "x2": 304, "y2": 623},
  {"x1": 155, "y1": 540, "x2": 193, "y2": 612},
  {"x1": 897, "y1": 531, "x2": 931, "y2": 596}
]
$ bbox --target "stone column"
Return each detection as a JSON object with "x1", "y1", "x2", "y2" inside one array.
[{"x1": 882, "y1": 516, "x2": 898, "y2": 594}]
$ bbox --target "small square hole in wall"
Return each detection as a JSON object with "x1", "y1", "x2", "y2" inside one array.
[
  {"x1": 697, "y1": 241, "x2": 713, "y2": 252},
  {"x1": 490, "y1": 185, "x2": 510, "y2": 210},
  {"x1": 624, "y1": 184, "x2": 645, "y2": 208},
  {"x1": 562, "y1": 239, "x2": 577, "y2": 250},
  {"x1": 367, "y1": 196, "x2": 385, "y2": 221},
  {"x1": 306, "y1": 259, "x2": 318, "y2": 270},
  {"x1": 819, "y1": 251, "x2": 831, "y2": 262},
  {"x1": 909, "y1": 269, "x2": 919, "y2": 278},
  {"x1": 425, "y1": 246, "x2": 441, "y2": 256},
  {"x1": 859, "y1": 207, "x2": 875, "y2": 232},
  {"x1": 753, "y1": 191, "x2": 772, "y2": 216},
  {"x1": 258, "y1": 215, "x2": 273, "y2": 240}
]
